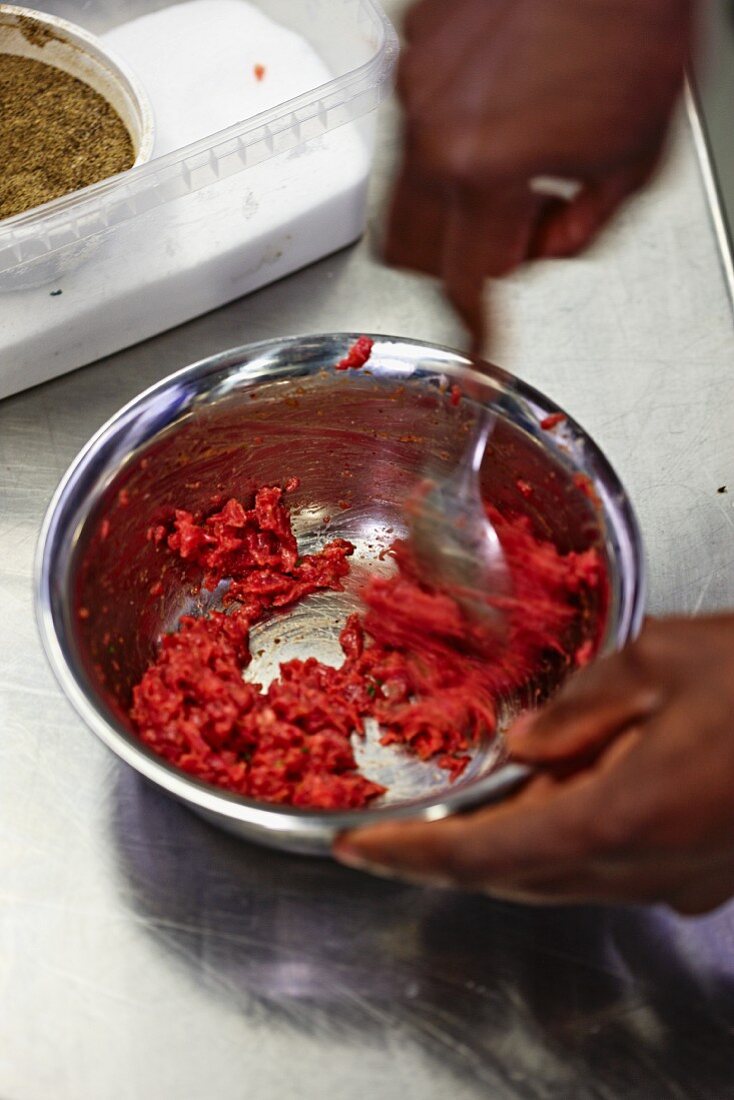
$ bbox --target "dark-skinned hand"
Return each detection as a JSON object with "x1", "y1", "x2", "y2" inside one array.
[
  {"x1": 335, "y1": 616, "x2": 734, "y2": 914},
  {"x1": 385, "y1": 0, "x2": 693, "y2": 348}
]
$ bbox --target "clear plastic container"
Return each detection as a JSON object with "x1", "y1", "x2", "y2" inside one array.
[{"x1": 0, "y1": 0, "x2": 397, "y2": 397}]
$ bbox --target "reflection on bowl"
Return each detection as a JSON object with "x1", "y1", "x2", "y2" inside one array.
[{"x1": 35, "y1": 334, "x2": 645, "y2": 854}]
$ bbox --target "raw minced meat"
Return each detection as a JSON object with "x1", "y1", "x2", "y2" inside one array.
[{"x1": 130, "y1": 480, "x2": 604, "y2": 810}]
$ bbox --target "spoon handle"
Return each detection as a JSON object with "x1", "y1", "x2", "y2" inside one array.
[{"x1": 467, "y1": 405, "x2": 496, "y2": 478}]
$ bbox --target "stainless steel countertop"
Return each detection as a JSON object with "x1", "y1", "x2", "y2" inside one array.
[{"x1": 3, "y1": 2, "x2": 734, "y2": 1094}]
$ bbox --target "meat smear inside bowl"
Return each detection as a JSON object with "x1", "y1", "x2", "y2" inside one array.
[{"x1": 69, "y1": 366, "x2": 610, "y2": 812}]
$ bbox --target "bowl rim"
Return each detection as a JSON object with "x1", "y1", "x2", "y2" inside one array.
[{"x1": 35, "y1": 332, "x2": 647, "y2": 835}]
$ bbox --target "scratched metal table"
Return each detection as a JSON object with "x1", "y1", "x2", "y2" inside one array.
[{"x1": 3, "y1": 4, "x2": 734, "y2": 1096}]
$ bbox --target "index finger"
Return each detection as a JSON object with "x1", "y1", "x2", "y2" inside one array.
[{"x1": 441, "y1": 184, "x2": 542, "y2": 350}]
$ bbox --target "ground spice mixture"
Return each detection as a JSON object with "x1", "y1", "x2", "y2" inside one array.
[
  {"x1": 130, "y1": 479, "x2": 604, "y2": 810},
  {"x1": 0, "y1": 54, "x2": 134, "y2": 219}
]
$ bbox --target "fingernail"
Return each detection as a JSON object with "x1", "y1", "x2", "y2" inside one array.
[
  {"x1": 333, "y1": 843, "x2": 452, "y2": 889},
  {"x1": 333, "y1": 838, "x2": 398, "y2": 877},
  {"x1": 334, "y1": 846, "x2": 405, "y2": 882},
  {"x1": 333, "y1": 839, "x2": 370, "y2": 870}
]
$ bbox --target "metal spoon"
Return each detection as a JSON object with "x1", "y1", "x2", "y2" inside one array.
[{"x1": 410, "y1": 403, "x2": 509, "y2": 632}]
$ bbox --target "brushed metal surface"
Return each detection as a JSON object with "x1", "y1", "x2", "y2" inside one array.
[{"x1": 2, "y1": 0, "x2": 734, "y2": 1094}]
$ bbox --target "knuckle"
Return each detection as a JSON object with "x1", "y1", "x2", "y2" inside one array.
[{"x1": 405, "y1": 124, "x2": 509, "y2": 190}]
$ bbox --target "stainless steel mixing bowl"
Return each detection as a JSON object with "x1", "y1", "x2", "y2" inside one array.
[{"x1": 36, "y1": 334, "x2": 646, "y2": 854}]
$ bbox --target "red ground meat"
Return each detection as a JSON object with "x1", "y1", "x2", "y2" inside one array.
[
  {"x1": 540, "y1": 412, "x2": 567, "y2": 430},
  {"x1": 167, "y1": 485, "x2": 354, "y2": 615},
  {"x1": 130, "y1": 481, "x2": 605, "y2": 809},
  {"x1": 334, "y1": 336, "x2": 374, "y2": 371}
]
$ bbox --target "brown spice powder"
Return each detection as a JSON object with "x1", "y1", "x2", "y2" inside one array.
[{"x1": 0, "y1": 53, "x2": 135, "y2": 220}]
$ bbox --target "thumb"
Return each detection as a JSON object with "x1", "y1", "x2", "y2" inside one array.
[
  {"x1": 507, "y1": 650, "x2": 662, "y2": 763},
  {"x1": 530, "y1": 150, "x2": 661, "y2": 260}
]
